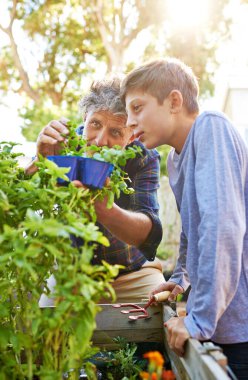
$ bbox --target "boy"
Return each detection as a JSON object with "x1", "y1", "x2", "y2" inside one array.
[{"x1": 121, "y1": 58, "x2": 248, "y2": 379}]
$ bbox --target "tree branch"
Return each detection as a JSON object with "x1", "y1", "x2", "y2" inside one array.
[
  {"x1": 94, "y1": 0, "x2": 117, "y2": 65},
  {"x1": 0, "y1": 1, "x2": 40, "y2": 102},
  {"x1": 9, "y1": 0, "x2": 18, "y2": 28},
  {"x1": 8, "y1": 30, "x2": 40, "y2": 102}
]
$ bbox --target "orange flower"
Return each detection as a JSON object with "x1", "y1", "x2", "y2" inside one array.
[
  {"x1": 140, "y1": 371, "x2": 149, "y2": 379},
  {"x1": 162, "y1": 369, "x2": 176, "y2": 380},
  {"x1": 143, "y1": 351, "x2": 164, "y2": 367},
  {"x1": 151, "y1": 372, "x2": 158, "y2": 380}
]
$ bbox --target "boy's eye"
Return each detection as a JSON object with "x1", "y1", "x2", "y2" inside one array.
[{"x1": 133, "y1": 104, "x2": 141, "y2": 112}]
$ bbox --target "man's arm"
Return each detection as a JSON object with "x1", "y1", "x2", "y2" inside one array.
[
  {"x1": 95, "y1": 146, "x2": 162, "y2": 257},
  {"x1": 95, "y1": 200, "x2": 152, "y2": 246}
]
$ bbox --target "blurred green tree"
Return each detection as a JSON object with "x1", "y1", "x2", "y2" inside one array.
[{"x1": 0, "y1": 0, "x2": 230, "y2": 144}]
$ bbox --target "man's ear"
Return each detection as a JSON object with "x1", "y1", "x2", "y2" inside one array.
[{"x1": 168, "y1": 90, "x2": 183, "y2": 113}]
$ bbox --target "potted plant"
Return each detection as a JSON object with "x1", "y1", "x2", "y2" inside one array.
[
  {"x1": 0, "y1": 137, "x2": 141, "y2": 380},
  {"x1": 47, "y1": 120, "x2": 141, "y2": 191}
]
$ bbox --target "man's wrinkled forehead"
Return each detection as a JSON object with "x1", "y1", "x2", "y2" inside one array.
[{"x1": 86, "y1": 109, "x2": 126, "y2": 121}]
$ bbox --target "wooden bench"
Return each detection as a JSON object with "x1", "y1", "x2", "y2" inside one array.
[{"x1": 92, "y1": 302, "x2": 231, "y2": 380}]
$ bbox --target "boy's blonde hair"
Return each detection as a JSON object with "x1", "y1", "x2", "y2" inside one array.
[{"x1": 121, "y1": 58, "x2": 199, "y2": 114}]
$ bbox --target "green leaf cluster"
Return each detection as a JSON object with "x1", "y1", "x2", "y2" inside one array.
[
  {"x1": 94, "y1": 337, "x2": 146, "y2": 380},
  {"x1": 59, "y1": 120, "x2": 143, "y2": 202},
  {"x1": 0, "y1": 140, "x2": 139, "y2": 379}
]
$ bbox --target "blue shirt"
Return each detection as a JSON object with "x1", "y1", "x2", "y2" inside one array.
[
  {"x1": 168, "y1": 111, "x2": 248, "y2": 344},
  {"x1": 76, "y1": 126, "x2": 162, "y2": 274}
]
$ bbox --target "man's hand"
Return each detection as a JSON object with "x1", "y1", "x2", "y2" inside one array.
[
  {"x1": 149, "y1": 281, "x2": 184, "y2": 302},
  {"x1": 25, "y1": 117, "x2": 70, "y2": 176},
  {"x1": 73, "y1": 177, "x2": 112, "y2": 223},
  {"x1": 37, "y1": 118, "x2": 69, "y2": 157},
  {"x1": 94, "y1": 196, "x2": 113, "y2": 223},
  {"x1": 165, "y1": 317, "x2": 190, "y2": 356}
]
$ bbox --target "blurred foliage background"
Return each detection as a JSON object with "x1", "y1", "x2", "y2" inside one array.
[
  {"x1": 1, "y1": 1, "x2": 232, "y2": 152},
  {"x1": 0, "y1": 0, "x2": 246, "y2": 260}
]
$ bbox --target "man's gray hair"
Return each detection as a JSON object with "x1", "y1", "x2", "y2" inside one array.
[{"x1": 79, "y1": 77, "x2": 126, "y2": 117}]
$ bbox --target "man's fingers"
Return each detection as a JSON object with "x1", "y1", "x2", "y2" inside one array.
[
  {"x1": 38, "y1": 134, "x2": 60, "y2": 146},
  {"x1": 71, "y1": 180, "x2": 87, "y2": 189},
  {"x1": 48, "y1": 120, "x2": 69, "y2": 135},
  {"x1": 41, "y1": 125, "x2": 65, "y2": 142},
  {"x1": 59, "y1": 117, "x2": 70, "y2": 126},
  {"x1": 104, "y1": 177, "x2": 110, "y2": 187}
]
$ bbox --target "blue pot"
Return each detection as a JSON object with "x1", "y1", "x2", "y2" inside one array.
[
  {"x1": 47, "y1": 155, "x2": 78, "y2": 185},
  {"x1": 78, "y1": 157, "x2": 114, "y2": 189}
]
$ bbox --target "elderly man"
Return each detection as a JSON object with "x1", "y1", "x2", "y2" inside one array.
[{"x1": 26, "y1": 78, "x2": 165, "y2": 303}]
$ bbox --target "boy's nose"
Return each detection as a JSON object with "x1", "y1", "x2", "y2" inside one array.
[{"x1": 126, "y1": 114, "x2": 137, "y2": 129}]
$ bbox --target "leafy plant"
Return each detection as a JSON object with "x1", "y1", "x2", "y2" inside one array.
[
  {"x1": 93, "y1": 337, "x2": 146, "y2": 380},
  {"x1": 59, "y1": 119, "x2": 143, "y2": 205},
  {"x1": 0, "y1": 140, "x2": 140, "y2": 379}
]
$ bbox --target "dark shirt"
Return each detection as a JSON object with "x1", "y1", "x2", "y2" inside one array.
[{"x1": 76, "y1": 126, "x2": 162, "y2": 274}]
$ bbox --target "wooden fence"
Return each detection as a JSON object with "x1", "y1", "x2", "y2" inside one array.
[{"x1": 92, "y1": 302, "x2": 231, "y2": 380}]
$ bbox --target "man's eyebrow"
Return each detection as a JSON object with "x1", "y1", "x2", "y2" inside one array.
[
  {"x1": 110, "y1": 126, "x2": 125, "y2": 130},
  {"x1": 89, "y1": 116, "x2": 102, "y2": 122}
]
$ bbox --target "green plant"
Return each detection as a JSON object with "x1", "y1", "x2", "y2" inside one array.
[
  {"x1": 0, "y1": 140, "x2": 140, "y2": 379},
  {"x1": 59, "y1": 119, "x2": 143, "y2": 207},
  {"x1": 95, "y1": 337, "x2": 145, "y2": 380}
]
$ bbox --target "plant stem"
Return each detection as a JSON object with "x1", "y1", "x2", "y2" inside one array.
[{"x1": 27, "y1": 348, "x2": 33, "y2": 380}]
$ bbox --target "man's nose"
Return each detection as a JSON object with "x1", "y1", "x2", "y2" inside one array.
[{"x1": 95, "y1": 130, "x2": 108, "y2": 146}]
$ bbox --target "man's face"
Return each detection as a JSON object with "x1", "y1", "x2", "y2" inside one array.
[
  {"x1": 125, "y1": 90, "x2": 173, "y2": 149},
  {"x1": 84, "y1": 110, "x2": 133, "y2": 148}
]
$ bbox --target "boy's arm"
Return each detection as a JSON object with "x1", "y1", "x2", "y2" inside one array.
[
  {"x1": 184, "y1": 114, "x2": 246, "y2": 341},
  {"x1": 169, "y1": 229, "x2": 190, "y2": 290}
]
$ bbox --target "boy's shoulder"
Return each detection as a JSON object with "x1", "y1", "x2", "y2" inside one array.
[
  {"x1": 196, "y1": 110, "x2": 230, "y2": 124},
  {"x1": 193, "y1": 110, "x2": 234, "y2": 137}
]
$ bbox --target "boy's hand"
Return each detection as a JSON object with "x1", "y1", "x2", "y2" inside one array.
[
  {"x1": 37, "y1": 118, "x2": 69, "y2": 157},
  {"x1": 165, "y1": 317, "x2": 190, "y2": 356},
  {"x1": 150, "y1": 281, "x2": 184, "y2": 302}
]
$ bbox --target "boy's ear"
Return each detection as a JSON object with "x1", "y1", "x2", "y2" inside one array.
[{"x1": 168, "y1": 90, "x2": 183, "y2": 113}]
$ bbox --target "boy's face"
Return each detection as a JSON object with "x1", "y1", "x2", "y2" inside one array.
[
  {"x1": 84, "y1": 110, "x2": 133, "y2": 148},
  {"x1": 125, "y1": 90, "x2": 173, "y2": 149}
]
